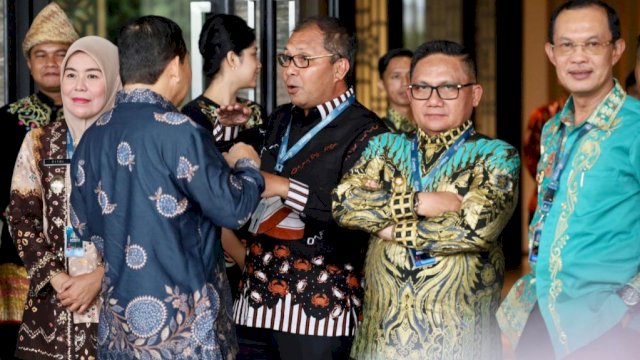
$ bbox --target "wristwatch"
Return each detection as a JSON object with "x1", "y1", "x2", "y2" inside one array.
[{"x1": 618, "y1": 285, "x2": 640, "y2": 307}]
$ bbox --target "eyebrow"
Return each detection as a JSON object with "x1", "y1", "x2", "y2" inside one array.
[{"x1": 64, "y1": 67, "x2": 103, "y2": 73}]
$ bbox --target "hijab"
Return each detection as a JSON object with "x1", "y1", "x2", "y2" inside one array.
[{"x1": 60, "y1": 35, "x2": 122, "y2": 142}]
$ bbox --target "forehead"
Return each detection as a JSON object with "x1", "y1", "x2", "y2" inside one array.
[
  {"x1": 65, "y1": 51, "x2": 99, "y2": 69},
  {"x1": 411, "y1": 54, "x2": 468, "y2": 83},
  {"x1": 286, "y1": 25, "x2": 325, "y2": 52},
  {"x1": 31, "y1": 42, "x2": 70, "y2": 54},
  {"x1": 385, "y1": 56, "x2": 411, "y2": 73},
  {"x1": 553, "y1": 6, "x2": 610, "y2": 40}
]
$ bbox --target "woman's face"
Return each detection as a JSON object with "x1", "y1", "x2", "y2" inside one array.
[
  {"x1": 61, "y1": 51, "x2": 107, "y2": 120},
  {"x1": 236, "y1": 41, "x2": 261, "y2": 88}
]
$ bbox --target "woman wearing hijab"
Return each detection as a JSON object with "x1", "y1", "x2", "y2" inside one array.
[{"x1": 8, "y1": 36, "x2": 121, "y2": 360}]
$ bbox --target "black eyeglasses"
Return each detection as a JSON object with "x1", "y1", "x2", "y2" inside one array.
[
  {"x1": 276, "y1": 53, "x2": 337, "y2": 68},
  {"x1": 408, "y1": 83, "x2": 475, "y2": 100}
]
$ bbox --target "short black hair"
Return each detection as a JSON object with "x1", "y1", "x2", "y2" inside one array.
[
  {"x1": 411, "y1": 40, "x2": 477, "y2": 82},
  {"x1": 199, "y1": 14, "x2": 256, "y2": 79},
  {"x1": 117, "y1": 15, "x2": 188, "y2": 85},
  {"x1": 378, "y1": 48, "x2": 413, "y2": 78},
  {"x1": 293, "y1": 16, "x2": 356, "y2": 79},
  {"x1": 548, "y1": 0, "x2": 621, "y2": 43}
]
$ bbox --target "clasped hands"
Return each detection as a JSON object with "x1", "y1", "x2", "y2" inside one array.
[{"x1": 50, "y1": 267, "x2": 104, "y2": 314}]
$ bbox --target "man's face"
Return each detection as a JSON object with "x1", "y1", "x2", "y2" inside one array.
[
  {"x1": 27, "y1": 42, "x2": 69, "y2": 94},
  {"x1": 282, "y1": 25, "x2": 345, "y2": 110},
  {"x1": 379, "y1": 56, "x2": 411, "y2": 108},
  {"x1": 408, "y1": 54, "x2": 482, "y2": 136},
  {"x1": 545, "y1": 6, "x2": 625, "y2": 102}
]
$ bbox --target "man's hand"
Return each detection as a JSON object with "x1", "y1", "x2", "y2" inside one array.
[
  {"x1": 377, "y1": 225, "x2": 393, "y2": 241},
  {"x1": 224, "y1": 142, "x2": 260, "y2": 168},
  {"x1": 57, "y1": 267, "x2": 105, "y2": 313},
  {"x1": 216, "y1": 104, "x2": 252, "y2": 126},
  {"x1": 415, "y1": 191, "x2": 463, "y2": 218},
  {"x1": 261, "y1": 172, "x2": 290, "y2": 199}
]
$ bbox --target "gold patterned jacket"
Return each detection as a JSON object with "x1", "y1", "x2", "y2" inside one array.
[{"x1": 332, "y1": 120, "x2": 520, "y2": 360}]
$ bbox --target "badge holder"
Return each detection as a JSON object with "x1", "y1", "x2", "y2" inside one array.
[
  {"x1": 409, "y1": 248, "x2": 437, "y2": 268},
  {"x1": 65, "y1": 226, "x2": 85, "y2": 257}
]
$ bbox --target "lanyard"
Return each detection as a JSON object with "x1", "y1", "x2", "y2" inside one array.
[
  {"x1": 529, "y1": 122, "x2": 595, "y2": 263},
  {"x1": 275, "y1": 95, "x2": 355, "y2": 173},
  {"x1": 538, "y1": 122, "x2": 594, "y2": 214},
  {"x1": 410, "y1": 127, "x2": 473, "y2": 191},
  {"x1": 66, "y1": 131, "x2": 75, "y2": 159}
]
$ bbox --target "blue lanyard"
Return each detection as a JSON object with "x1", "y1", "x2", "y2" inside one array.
[
  {"x1": 538, "y1": 122, "x2": 594, "y2": 214},
  {"x1": 410, "y1": 127, "x2": 473, "y2": 191},
  {"x1": 66, "y1": 131, "x2": 75, "y2": 159},
  {"x1": 275, "y1": 95, "x2": 355, "y2": 173}
]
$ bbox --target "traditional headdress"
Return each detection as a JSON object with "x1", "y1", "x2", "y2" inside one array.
[{"x1": 22, "y1": 2, "x2": 79, "y2": 58}]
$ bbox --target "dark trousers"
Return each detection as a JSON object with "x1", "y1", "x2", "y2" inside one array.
[
  {"x1": 516, "y1": 303, "x2": 640, "y2": 360},
  {"x1": 237, "y1": 326, "x2": 353, "y2": 360}
]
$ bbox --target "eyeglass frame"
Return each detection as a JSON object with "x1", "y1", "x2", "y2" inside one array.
[
  {"x1": 276, "y1": 53, "x2": 338, "y2": 68},
  {"x1": 550, "y1": 40, "x2": 614, "y2": 56},
  {"x1": 407, "y1": 83, "x2": 476, "y2": 101}
]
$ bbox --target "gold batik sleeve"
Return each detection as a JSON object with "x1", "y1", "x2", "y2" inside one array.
[{"x1": 394, "y1": 152, "x2": 520, "y2": 253}]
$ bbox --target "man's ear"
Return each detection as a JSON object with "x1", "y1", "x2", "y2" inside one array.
[
  {"x1": 334, "y1": 57, "x2": 350, "y2": 81},
  {"x1": 169, "y1": 56, "x2": 183, "y2": 83},
  {"x1": 378, "y1": 79, "x2": 386, "y2": 93},
  {"x1": 471, "y1": 84, "x2": 484, "y2": 107},
  {"x1": 544, "y1": 42, "x2": 557, "y2": 67}
]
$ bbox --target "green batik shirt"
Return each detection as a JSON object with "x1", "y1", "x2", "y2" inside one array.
[
  {"x1": 382, "y1": 107, "x2": 416, "y2": 134},
  {"x1": 333, "y1": 120, "x2": 520, "y2": 360},
  {"x1": 498, "y1": 80, "x2": 640, "y2": 357}
]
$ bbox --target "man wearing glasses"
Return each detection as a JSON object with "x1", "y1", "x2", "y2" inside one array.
[
  {"x1": 232, "y1": 16, "x2": 385, "y2": 360},
  {"x1": 499, "y1": 1, "x2": 640, "y2": 359},
  {"x1": 333, "y1": 40, "x2": 520, "y2": 359}
]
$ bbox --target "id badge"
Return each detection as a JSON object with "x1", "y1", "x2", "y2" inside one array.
[
  {"x1": 409, "y1": 248, "x2": 437, "y2": 268},
  {"x1": 65, "y1": 226, "x2": 84, "y2": 257}
]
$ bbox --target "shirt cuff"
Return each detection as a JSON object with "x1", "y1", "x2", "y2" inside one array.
[
  {"x1": 389, "y1": 190, "x2": 418, "y2": 222},
  {"x1": 284, "y1": 178, "x2": 309, "y2": 213},
  {"x1": 212, "y1": 120, "x2": 240, "y2": 142},
  {"x1": 393, "y1": 220, "x2": 419, "y2": 248}
]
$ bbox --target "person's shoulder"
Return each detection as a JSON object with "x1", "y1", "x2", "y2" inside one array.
[
  {"x1": 1, "y1": 94, "x2": 38, "y2": 114},
  {"x1": 472, "y1": 133, "x2": 519, "y2": 156}
]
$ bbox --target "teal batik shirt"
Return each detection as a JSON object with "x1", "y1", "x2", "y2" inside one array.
[{"x1": 498, "y1": 80, "x2": 640, "y2": 357}]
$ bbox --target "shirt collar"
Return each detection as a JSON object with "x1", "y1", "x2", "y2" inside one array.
[
  {"x1": 417, "y1": 119, "x2": 474, "y2": 149},
  {"x1": 313, "y1": 87, "x2": 355, "y2": 119},
  {"x1": 558, "y1": 79, "x2": 625, "y2": 131},
  {"x1": 116, "y1": 88, "x2": 177, "y2": 112},
  {"x1": 35, "y1": 91, "x2": 61, "y2": 109}
]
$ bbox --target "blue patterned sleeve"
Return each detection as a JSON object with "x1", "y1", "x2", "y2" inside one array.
[{"x1": 169, "y1": 120, "x2": 264, "y2": 229}]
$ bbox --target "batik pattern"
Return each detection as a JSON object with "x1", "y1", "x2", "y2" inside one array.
[{"x1": 333, "y1": 120, "x2": 520, "y2": 359}]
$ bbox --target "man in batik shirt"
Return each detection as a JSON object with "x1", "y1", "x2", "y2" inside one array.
[
  {"x1": 378, "y1": 48, "x2": 415, "y2": 134},
  {"x1": 499, "y1": 1, "x2": 640, "y2": 359},
  {"x1": 333, "y1": 40, "x2": 520, "y2": 360},
  {"x1": 70, "y1": 16, "x2": 264, "y2": 359},
  {"x1": 0, "y1": 3, "x2": 78, "y2": 358}
]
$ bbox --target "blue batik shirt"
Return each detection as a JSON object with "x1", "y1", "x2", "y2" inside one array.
[{"x1": 70, "y1": 89, "x2": 264, "y2": 360}]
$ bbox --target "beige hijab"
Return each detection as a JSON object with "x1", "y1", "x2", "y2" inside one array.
[{"x1": 60, "y1": 35, "x2": 122, "y2": 142}]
